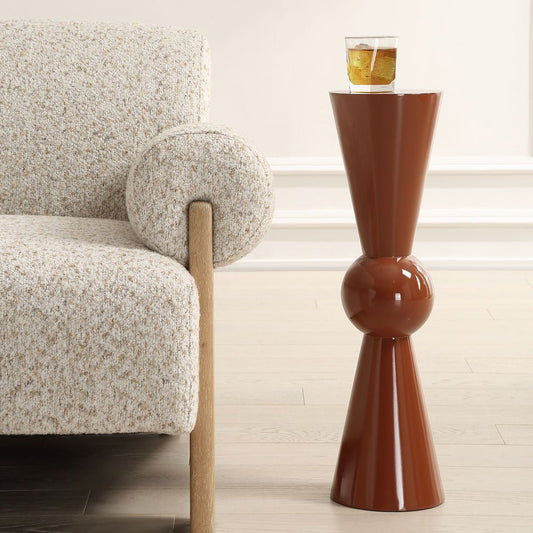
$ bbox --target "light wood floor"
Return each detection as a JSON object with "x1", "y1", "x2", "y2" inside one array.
[{"x1": 1, "y1": 270, "x2": 532, "y2": 532}]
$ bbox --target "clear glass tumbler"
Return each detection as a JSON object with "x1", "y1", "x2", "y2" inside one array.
[{"x1": 345, "y1": 36, "x2": 398, "y2": 93}]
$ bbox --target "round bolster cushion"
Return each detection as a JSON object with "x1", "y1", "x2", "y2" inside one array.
[{"x1": 126, "y1": 124, "x2": 274, "y2": 267}]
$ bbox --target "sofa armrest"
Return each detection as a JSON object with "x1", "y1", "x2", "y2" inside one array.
[{"x1": 126, "y1": 123, "x2": 274, "y2": 267}]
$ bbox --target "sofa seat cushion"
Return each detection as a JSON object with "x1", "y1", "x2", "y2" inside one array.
[{"x1": 0, "y1": 215, "x2": 199, "y2": 435}]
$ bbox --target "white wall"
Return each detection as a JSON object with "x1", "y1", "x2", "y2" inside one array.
[
  {"x1": 242, "y1": 157, "x2": 533, "y2": 270},
  {"x1": 2, "y1": 0, "x2": 531, "y2": 158}
]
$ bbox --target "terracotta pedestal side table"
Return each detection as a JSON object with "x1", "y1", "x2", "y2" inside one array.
[{"x1": 329, "y1": 91, "x2": 444, "y2": 512}]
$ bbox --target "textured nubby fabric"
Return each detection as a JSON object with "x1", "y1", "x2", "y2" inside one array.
[
  {"x1": 0, "y1": 215, "x2": 200, "y2": 435},
  {"x1": 127, "y1": 123, "x2": 274, "y2": 267},
  {"x1": 0, "y1": 21, "x2": 273, "y2": 436},
  {"x1": 0, "y1": 20, "x2": 210, "y2": 220}
]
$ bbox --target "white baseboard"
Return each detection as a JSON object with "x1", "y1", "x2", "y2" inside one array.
[
  {"x1": 226, "y1": 157, "x2": 533, "y2": 271},
  {"x1": 221, "y1": 257, "x2": 533, "y2": 271}
]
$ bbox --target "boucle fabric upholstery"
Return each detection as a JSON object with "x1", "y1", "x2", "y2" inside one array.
[
  {"x1": 0, "y1": 20, "x2": 209, "y2": 220},
  {"x1": 0, "y1": 215, "x2": 199, "y2": 435},
  {"x1": 127, "y1": 123, "x2": 274, "y2": 267},
  {"x1": 0, "y1": 22, "x2": 273, "y2": 437}
]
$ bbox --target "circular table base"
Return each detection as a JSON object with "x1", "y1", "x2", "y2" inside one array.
[{"x1": 330, "y1": 335, "x2": 444, "y2": 512}]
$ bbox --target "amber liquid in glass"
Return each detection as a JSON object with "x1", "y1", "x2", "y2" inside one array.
[{"x1": 347, "y1": 46, "x2": 397, "y2": 86}]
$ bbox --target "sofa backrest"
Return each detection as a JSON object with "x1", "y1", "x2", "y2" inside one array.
[{"x1": 0, "y1": 21, "x2": 209, "y2": 220}]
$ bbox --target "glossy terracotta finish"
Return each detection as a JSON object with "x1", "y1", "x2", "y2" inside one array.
[
  {"x1": 330, "y1": 91, "x2": 440, "y2": 258},
  {"x1": 330, "y1": 91, "x2": 444, "y2": 511},
  {"x1": 342, "y1": 255, "x2": 433, "y2": 337},
  {"x1": 331, "y1": 335, "x2": 444, "y2": 511}
]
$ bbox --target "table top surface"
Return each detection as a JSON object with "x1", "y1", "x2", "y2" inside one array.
[{"x1": 330, "y1": 90, "x2": 442, "y2": 96}]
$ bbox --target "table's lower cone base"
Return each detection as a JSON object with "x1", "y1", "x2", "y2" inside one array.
[{"x1": 331, "y1": 335, "x2": 444, "y2": 511}]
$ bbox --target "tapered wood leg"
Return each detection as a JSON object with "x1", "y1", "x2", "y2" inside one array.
[{"x1": 189, "y1": 202, "x2": 215, "y2": 533}]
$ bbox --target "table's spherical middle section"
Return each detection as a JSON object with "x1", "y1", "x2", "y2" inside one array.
[{"x1": 342, "y1": 255, "x2": 433, "y2": 337}]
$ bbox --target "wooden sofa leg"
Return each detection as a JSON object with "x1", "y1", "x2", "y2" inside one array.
[{"x1": 189, "y1": 202, "x2": 215, "y2": 533}]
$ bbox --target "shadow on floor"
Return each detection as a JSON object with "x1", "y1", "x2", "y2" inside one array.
[
  {"x1": 0, "y1": 434, "x2": 190, "y2": 532},
  {"x1": 0, "y1": 515, "x2": 186, "y2": 533}
]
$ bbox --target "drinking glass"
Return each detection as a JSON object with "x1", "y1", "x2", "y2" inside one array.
[{"x1": 345, "y1": 36, "x2": 398, "y2": 92}]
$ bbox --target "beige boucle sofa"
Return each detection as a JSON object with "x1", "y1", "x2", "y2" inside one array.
[{"x1": 0, "y1": 20, "x2": 273, "y2": 532}]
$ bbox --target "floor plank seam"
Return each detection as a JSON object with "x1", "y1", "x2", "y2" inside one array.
[
  {"x1": 464, "y1": 358, "x2": 474, "y2": 373},
  {"x1": 486, "y1": 308, "x2": 496, "y2": 320},
  {"x1": 82, "y1": 489, "x2": 91, "y2": 515},
  {"x1": 494, "y1": 425, "x2": 508, "y2": 445}
]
